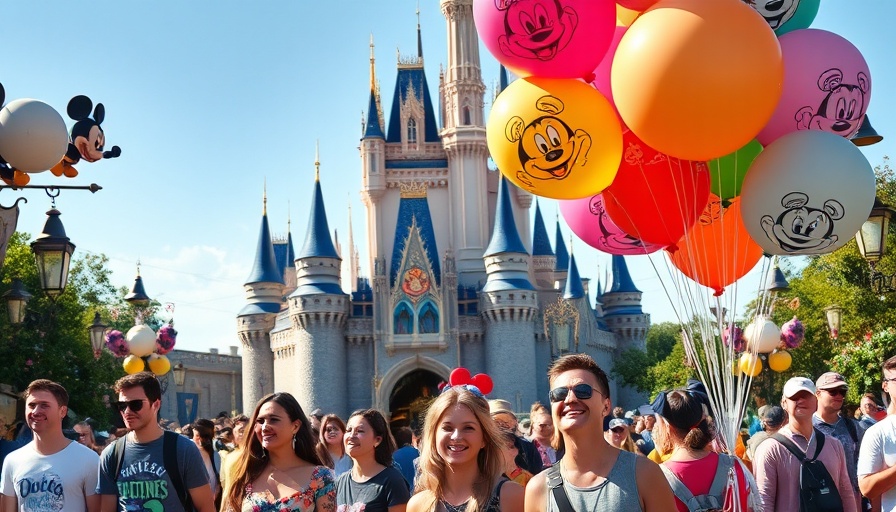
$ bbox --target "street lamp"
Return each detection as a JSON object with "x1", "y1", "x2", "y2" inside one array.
[
  {"x1": 851, "y1": 116, "x2": 883, "y2": 147},
  {"x1": 855, "y1": 196, "x2": 896, "y2": 293},
  {"x1": 172, "y1": 363, "x2": 186, "y2": 387},
  {"x1": 3, "y1": 279, "x2": 32, "y2": 325},
  {"x1": 30, "y1": 207, "x2": 75, "y2": 299},
  {"x1": 825, "y1": 305, "x2": 842, "y2": 340},
  {"x1": 88, "y1": 311, "x2": 108, "y2": 360}
]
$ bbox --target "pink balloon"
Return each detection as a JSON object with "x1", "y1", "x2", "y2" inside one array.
[
  {"x1": 756, "y1": 29, "x2": 871, "y2": 146},
  {"x1": 560, "y1": 194, "x2": 663, "y2": 255},
  {"x1": 589, "y1": 25, "x2": 627, "y2": 122},
  {"x1": 474, "y1": 0, "x2": 616, "y2": 79}
]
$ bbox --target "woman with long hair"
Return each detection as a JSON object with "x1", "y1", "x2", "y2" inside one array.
[
  {"x1": 74, "y1": 421, "x2": 103, "y2": 454},
  {"x1": 605, "y1": 418, "x2": 640, "y2": 455},
  {"x1": 319, "y1": 414, "x2": 352, "y2": 476},
  {"x1": 193, "y1": 418, "x2": 222, "y2": 506},
  {"x1": 336, "y1": 409, "x2": 410, "y2": 511},
  {"x1": 407, "y1": 387, "x2": 524, "y2": 512},
  {"x1": 650, "y1": 389, "x2": 755, "y2": 512},
  {"x1": 223, "y1": 393, "x2": 335, "y2": 512}
]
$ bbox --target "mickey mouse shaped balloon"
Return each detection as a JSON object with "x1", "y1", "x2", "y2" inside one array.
[{"x1": 51, "y1": 95, "x2": 121, "y2": 178}]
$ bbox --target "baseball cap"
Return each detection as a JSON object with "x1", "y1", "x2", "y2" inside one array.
[
  {"x1": 782, "y1": 377, "x2": 817, "y2": 399},
  {"x1": 760, "y1": 405, "x2": 787, "y2": 428},
  {"x1": 816, "y1": 372, "x2": 848, "y2": 391},
  {"x1": 608, "y1": 418, "x2": 627, "y2": 430},
  {"x1": 488, "y1": 399, "x2": 515, "y2": 417}
]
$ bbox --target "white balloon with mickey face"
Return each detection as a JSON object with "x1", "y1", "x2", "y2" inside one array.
[{"x1": 740, "y1": 130, "x2": 875, "y2": 256}]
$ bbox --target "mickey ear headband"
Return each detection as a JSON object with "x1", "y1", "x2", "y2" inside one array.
[{"x1": 442, "y1": 367, "x2": 494, "y2": 396}]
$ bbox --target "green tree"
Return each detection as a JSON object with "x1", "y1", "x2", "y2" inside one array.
[{"x1": 612, "y1": 321, "x2": 694, "y2": 398}]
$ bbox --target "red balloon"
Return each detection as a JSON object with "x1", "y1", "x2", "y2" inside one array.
[
  {"x1": 470, "y1": 374, "x2": 494, "y2": 395},
  {"x1": 449, "y1": 367, "x2": 472, "y2": 386},
  {"x1": 603, "y1": 131, "x2": 710, "y2": 248}
]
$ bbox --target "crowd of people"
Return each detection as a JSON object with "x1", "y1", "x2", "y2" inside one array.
[{"x1": 1, "y1": 352, "x2": 895, "y2": 511}]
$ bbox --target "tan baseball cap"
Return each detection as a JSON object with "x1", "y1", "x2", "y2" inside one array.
[{"x1": 815, "y1": 372, "x2": 848, "y2": 391}]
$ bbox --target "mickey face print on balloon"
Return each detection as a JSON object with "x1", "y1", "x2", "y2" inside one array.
[
  {"x1": 496, "y1": 0, "x2": 578, "y2": 61},
  {"x1": 795, "y1": 68, "x2": 869, "y2": 136}
]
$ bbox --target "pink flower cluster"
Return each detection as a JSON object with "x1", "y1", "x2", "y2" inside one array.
[
  {"x1": 156, "y1": 324, "x2": 177, "y2": 355},
  {"x1": 104, "y1": 330, "x2": 130, "y2": 357},
  {"x1": 780, "y1": 316, "x2": 805, "y2": 349},
  {"x1": 723, "y1": 326, "x2": 745, "y2": 352}
]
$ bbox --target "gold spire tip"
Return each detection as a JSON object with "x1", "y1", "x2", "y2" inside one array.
[
  {"x1": 314, "y1": 141, "x2": 321, "y2": 181},
  {"x1": 263, "y1": 178, "x2": 267, "y2": 215}
]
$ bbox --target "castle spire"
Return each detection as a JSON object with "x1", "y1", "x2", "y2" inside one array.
[
  {"x1": 563, "y1": 252, "x2": 585, "y2": 299},
  {"x1": 416, "y1": 2, "x2": 423, "y2": 60},
  {"x1": 244, "y1": 189, "x2": 283, "y2": 285},
  {"x1": 314, "y1": 140, "x2": 320, "y2": 182},
  {"x1": 610, "y1": 255, "x2": 640, "y2": 293},
  {"x1": 532, "y1": 200, "x2": 554, "y2": 256},
  {"x1": 298, "y1": 150, "x2": 340, "y2": 260},
  {"x1": 484, "y1": 176, "x2": 527, "y2": 257},
  {"x1": 554, "y1": 219, "x2": 569, "y2": 272},
  {"x1": 363, "y1": 35, "x2": 386, "y2": 139}
]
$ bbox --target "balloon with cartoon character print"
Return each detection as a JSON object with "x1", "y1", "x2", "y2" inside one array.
[
  {"x1": 756, "y1": 29, "x2": 871, "y2": 147},
  {"x1": 50, "y1": 95, "x2": 121, "y2": 179},
  {"x1": 0, "y1": 86, "x2": 68, "y2": 185},
  {"x1": 745, "y1": 0, "x2": 819, "y2": 36},
  {"x1": 740, "y1": 130, "x2": 875, "y2": 256},
  {"x1": 487, "y1": 76, "x2": 622, "y2": 199},
  {"x1": 559, "y1": 193, "x2": 663, "y2": 255},
  {"x1": 474, "y1": 0, "x2": 616, "y2": 79}
]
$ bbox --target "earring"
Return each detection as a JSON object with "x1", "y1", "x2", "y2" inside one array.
[
  {"x1": 292, "y1": 433, "x2": 297, "y2": 451},
  {"x1": 262, "y1": 447, "x2": 268, "y2": 459}
]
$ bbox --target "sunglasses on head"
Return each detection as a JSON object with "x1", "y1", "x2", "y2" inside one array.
[
  {"x1": 824, "y1": 388, "x2": 847, "y2": 397},
  {"x1": 610, "y1": 427, "x2": 626, "y2": 433},
  {"x1": 442, "y1": 384, "x2": 484, "y2": 398},
  {"x1": 112, "y1": 399, "x2": 148, "y2": 413},
  {"x1": 215, "y1": 427, "x2": 232, "y2": 435},
  {"x1": 549, "y1": 383, "x2": 597, "y2": 403}
]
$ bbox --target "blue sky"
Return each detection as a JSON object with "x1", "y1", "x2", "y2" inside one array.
[{"x1": 0, "y1": 1, "x2": 892, "y2": 353}]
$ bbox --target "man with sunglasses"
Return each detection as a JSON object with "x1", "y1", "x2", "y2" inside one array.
[
  {"x1": 858, "y1": 354, "x2": 896, "y2": 511},
  {"x1": 813, "y1": 371, "x2": 866, "y2": 511},
  {"x1": 524, "y1": 354, "x2": 675, "y2": 512},
  {"x1": 1, "y1": 379, "x2": 100, "y2": 512},
  {"x1": 97, "y1": 372, "x2": 215, "y2": 512}
]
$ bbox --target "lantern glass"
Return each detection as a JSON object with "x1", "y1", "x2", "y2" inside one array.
[
  {"x1": 30, "y1": 209, "x2": 75, "y2": 298},
  {"x1": 825, "y1": 305, "x2": 842, "y2": 340}
]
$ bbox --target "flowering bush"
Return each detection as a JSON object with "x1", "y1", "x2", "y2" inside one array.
[
  {"x1": 780, "y1": 316, "x2": 805, "y2": 349},
  {"x1": 723, "y1": 325, "x2": 745, "y2": 352},
  {"x1": 832, "y1": 329, "x2": 896, "y2": 399},
  {"x1": 104, "y1": 330, "x2": 130, "y2": 357},
  {"x1": 156, "y1": 323, "x2": 177, "y2": 355}
]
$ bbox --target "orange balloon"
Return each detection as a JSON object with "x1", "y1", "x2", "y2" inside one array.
[
  {"x1": 611, "y1": 0, "x2": 783, "y2": 161},
  {"x1": 669, "y1": 196, "x2": 763, "y2": 295}
]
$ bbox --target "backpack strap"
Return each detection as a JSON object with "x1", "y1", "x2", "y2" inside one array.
[
  {"x1": 707, "y1": 454, "x2": 734, "y2": 500},
  {"x1": 842, "y1": 416, "x2": 859, "y2": 444},
  {"x1": 659, "y1": 464, "x2": 700, "y2": 511},
  {"x1": 163, "y1": 430, "x2": 194, "y2": 511},
  {"x1": 545, "y1": 462, "x2": 576, "y2": 512},
  {"x1": 111, "y1": 437, "x2": 127, "y2": 480},
  {"x1": 771, "y1": 429, "x2": 826, "y2": 462}
]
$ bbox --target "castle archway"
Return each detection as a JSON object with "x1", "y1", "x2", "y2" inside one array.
[{"x1": 376, "y1": 356, "x2": 450, "y2": 430}]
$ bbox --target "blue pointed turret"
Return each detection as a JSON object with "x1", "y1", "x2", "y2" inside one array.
[
  {"x1": 285, "y1": 230, "x2": 296, "y2": 269},
  {"x1": 245, "y1": 208, "x2": 284, "y2": 286},
  {"x1": 298, "y1": 176, "x2": 340, "y2": 260},
  {"x1": 499, "y1": 65, "x2": 509, "y2": 94},
  {"x1": 610, "y1": 255, "x2": 640, "y2": 293},
  {"x1": 532, "y1": 201, "x2": 554, "y2": 256},
  {"x1": 554, "y1": 221, "x2": 569, "y2": 271},
  {"x1": 485, "y1": 176, "x2": 527, "y2": 257},
  {"x1": 563, "y1": 253, "x2": 584, "y2": 299},
  {"x1": 364, "y1": 36, "x2": 385, "y2": 139}
]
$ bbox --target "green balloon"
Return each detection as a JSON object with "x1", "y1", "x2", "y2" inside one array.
[{"x1": 709, "y1": 139, "x2": 762, "y2": 201}]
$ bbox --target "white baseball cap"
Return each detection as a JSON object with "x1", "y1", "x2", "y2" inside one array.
[{"x1": 783, "y1": 377, "x2": 816, "y2": 399}]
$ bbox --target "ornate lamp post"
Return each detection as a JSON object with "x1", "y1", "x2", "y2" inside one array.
[
  {"x1": 30, "y1": 207, "x2": 75, "y2": 299},
  {"x1": 825, "y1": 305, "x2": 842, "y2": 340},
  {"x1": 854, "y1": 197, "x2": 896, "y2": 294},
  {"x1": 2, "y1": 279, "x2": 31, "y2": 325},
  {"x1": 88, "y1": 312, "x2": 108, "y2": 360},
  {"x1": 173, "y1": 363, "x2": 186, "y2": 387}
]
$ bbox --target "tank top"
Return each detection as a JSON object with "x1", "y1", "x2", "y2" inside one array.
[
  {"x1": 547, "y1": 450, "x2": 643, "y2": 512},
  {"x1": 437, "y1": 479, "x2": 507, "y2": 512}
]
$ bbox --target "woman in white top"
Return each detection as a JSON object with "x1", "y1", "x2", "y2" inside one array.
[{"x1": 319, "y1": 413, "x2": 352, "y2": 476}]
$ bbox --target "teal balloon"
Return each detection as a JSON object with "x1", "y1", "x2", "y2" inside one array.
[
  {"x1": 708, "y1": 139, "x2": 762, "y2": 201},
  {"x1": 748, "y1": 0, "x2": 821, "y2": 36}
]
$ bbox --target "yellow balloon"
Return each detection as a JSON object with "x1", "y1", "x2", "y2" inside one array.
[
  {"x1": 768, "y1": 350, "x2": 792, "y2": 373},
  {"x1": 487, "y1": 77, "x2": 623, "y2": 200},
  {"x1": 148, "y1": 353, "x2": 171, "y2": 376},
  {"x1": 739, "y1": 353, "x2": 762, "y2": 377},
  {"x1": 617, "y1": 5, "x2": 639, "y2": 26},
  {"x1": 123, "y1": 354, "x2": 145, "y2": 375}
]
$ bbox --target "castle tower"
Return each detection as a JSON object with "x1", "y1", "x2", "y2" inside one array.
[
  {"x1": 360, "y1": 35, "x2": 387, "y2": 276},
  {"x1": 603, "y1": 254, "x2": 650, "y2": 407},
  {"x1": 440, "y1": 0, "x2": 490, "y2": 285},
  {"x1": 236, "y1": 192, "x2": 283, "y2": 411},
  {"x1": 531, "y1": 200, "x2": 556, "y2": 291},
  {"x1": 480, "y1": 176, "x2": 538, "y2": 409},
  {"x1": 273, "y1": 213, "x2": 297, "y2": 296},
  {"x1": 554, "y1": 220, "x2": 569, "y2": 290},
  {"x1": 287, "y1": 151, "x2": 349, "y2": 417}
]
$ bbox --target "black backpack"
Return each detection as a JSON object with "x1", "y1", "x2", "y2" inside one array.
[
  {"x1": 112, "y1": 430, "x2": 195, "y2": 511},
  {"x1": 771, "y1": 429, "x2": 844, "y2": 512}
]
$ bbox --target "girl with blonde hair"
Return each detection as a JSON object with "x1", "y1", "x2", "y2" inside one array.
[{"x1": 407, "y1": 386, "x2": 523, "y2": 512}]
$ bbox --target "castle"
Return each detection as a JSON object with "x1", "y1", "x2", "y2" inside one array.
[{"x1": 236, "y1": 0, "x2": 650, "y2": 424}]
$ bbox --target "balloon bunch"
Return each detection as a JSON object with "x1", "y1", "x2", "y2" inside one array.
[
  {"x1": 444, "y1": 367, "x2": 494, "y2": 396},
  {"x1": 734, "y1": 316, "x2": 805, "y2": 377},
  {"x1": 104, "y1": 321, "x2": 178, "y2": 377},
  {"x1": 477, "y1": 0, "x2": 876, "y2": 294}
]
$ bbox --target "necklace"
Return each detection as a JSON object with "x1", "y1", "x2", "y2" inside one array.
[{"x1": 441, "y1": 499, "x2": 469, "y2": 512}]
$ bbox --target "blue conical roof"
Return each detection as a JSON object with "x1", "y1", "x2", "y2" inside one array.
[
  {"x1": 485, "y1": 176, "x2": 527, "y2": 256},
  {"x1": 609, "y1": 255, "x2": 640, "y2": 293},
  {"x1": 298, "y1": 178, "x2": 340, "y2": 260},
  {"x1": 285, "y1": 231, "x2": 296, "y2": 268},
  {"x1": 498, "y1": 65, "x2": 509, "y2": 94},
  {"x1": 245, "y1": 212, "x2": 284, "y2": 285},
  {"x1": 563, "y1": 253, "x2": 584, "y2": 299},
  {"x1": 532, "y1": 201, "x2": 554, "y2": 256},
  {"x1": 555, "y1": 221, "x2": 569, "y2": 271},
  {"x1": 364, "y1": 91, "x2": 385, "y2": 139}
]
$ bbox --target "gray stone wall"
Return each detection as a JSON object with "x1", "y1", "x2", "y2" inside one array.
[
  {"x1": 162, "y1": 348, "x2": 242, "y2": 424},
  {"x1": 483, "y1": 317, "x2": 538, "y2": 413}
]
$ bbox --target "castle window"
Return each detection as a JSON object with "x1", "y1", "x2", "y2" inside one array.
[
  {"x1": 407, "y1": 118, "x2": 418, "y2": 143},
  {"x1": 394, "y1": 302, "x2": 414, "y2": 335},
  {"x1": 418, "y1": 302, "x2": 439, "y2": 334},
  {"x1": 462, "y1": 106, "x2": 472, "y2": 126}
]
